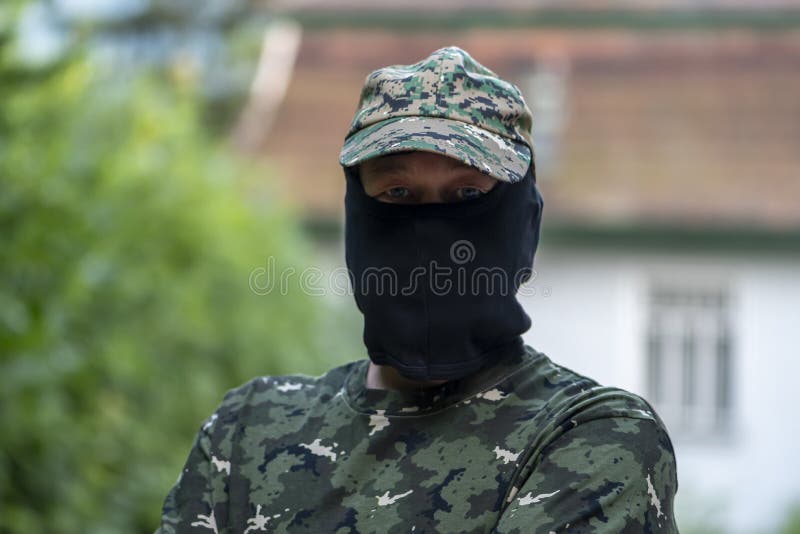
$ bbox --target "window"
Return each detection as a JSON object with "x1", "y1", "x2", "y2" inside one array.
[
  {"x1": 646, "y1": 285, "x2": 733, "y2": 440},
  {"x1": 518, "y1": 58, "x2": 570, "y2": 179}
]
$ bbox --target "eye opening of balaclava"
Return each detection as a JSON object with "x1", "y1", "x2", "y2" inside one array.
[{"x1": 343, "y1": 160, "x2": 543, "y2": 382}]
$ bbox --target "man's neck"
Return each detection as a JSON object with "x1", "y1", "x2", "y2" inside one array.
[{"x1": 365, "y1": 361, "x2": 448, "y2": 391}]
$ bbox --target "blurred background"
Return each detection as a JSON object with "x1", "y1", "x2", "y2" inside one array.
[{"x1": 1, "y1": 0, "x2": 799, "y2": 532}]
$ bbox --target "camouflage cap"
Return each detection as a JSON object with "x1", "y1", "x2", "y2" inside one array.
[{"x1": 339, "y1": 46, "x2": 535, "y2": 183}]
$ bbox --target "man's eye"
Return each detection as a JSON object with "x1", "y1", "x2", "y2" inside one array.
[
  {"x1": 385, "y1": 187, "x2": 411, "y2": 199},
  {"x1": 457, "y1": 187, "x2": 484, "y2": 201}
]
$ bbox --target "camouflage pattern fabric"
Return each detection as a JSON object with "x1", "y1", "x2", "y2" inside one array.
[
  {"x1": 339, "y1": 46, "x2": 535, "y2": 184},
  {"x1": 156, "y1": 345, "x2": 679, "y2": 533}
]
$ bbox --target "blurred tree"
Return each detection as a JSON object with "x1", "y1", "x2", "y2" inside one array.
[
  {"x1": 0, "y1": 11, "x2": 345, "y2": 533},
  {"x1": 781, "y1": 505, "x2": 800, "y2": 534},
  {"x1": 13, "y1": 0, "x2": 272, "y2": 132}
]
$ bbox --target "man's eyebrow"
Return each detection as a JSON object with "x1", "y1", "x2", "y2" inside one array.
[
  {"x1": 366, "y1": 158, "x2": 409, "y2": 175},
  {"x1": 366, "y1": 154, "x2": 472, "y2": 174}
]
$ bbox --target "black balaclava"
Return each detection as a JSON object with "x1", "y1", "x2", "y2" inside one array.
[{"x1": 343, "y1": 160, "x2": 544, "y2": 382}]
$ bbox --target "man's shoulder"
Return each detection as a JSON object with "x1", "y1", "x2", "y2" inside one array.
[
  {"x1": 516, "y1": 345, "x2": 669, "y2": 436},
  {"x1": 508, "y1": 347, "x2": 677, "y2": 497},
  {"x1": 498, "y1": 351, "x2": 679, "y2": 533},
  {"x1": 200, "y1": 359, "x2": 363, "y2": 433}
]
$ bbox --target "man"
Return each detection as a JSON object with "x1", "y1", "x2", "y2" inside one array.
[{"x1": 157, "y1": 46, "x2": 678, "y2": 533}]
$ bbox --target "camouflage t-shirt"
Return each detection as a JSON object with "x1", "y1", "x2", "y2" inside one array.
[{"x1": 156, "y1": 345, "x2": 679, "y2": 533}]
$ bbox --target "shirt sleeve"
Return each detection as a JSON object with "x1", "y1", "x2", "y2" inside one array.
[
  {"x1": 494, "y1": 416, "x2": 679, "y2": 534},
  {"x1": 155, "y1": 415, "x2": 229, "y2": 534}
]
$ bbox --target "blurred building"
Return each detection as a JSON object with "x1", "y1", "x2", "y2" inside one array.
[{"x1": 240, "y1": 4, "x2": 800, "y2": 532}]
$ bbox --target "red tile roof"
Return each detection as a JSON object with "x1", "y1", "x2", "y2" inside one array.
[
  {"x1": 271, "y1": 1, "x2": 800, "y2": 12},
  {"x1": 252, "y1": 28, "x2": 800, "y2": 233}
]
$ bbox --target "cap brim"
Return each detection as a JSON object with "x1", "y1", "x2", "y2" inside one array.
[{"x1": 339, "y1": 116, "x2": 531, "y2": 183}]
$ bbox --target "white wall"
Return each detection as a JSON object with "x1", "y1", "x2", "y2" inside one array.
[{"x1": 519, "y1": 246, "x2": 800, "y2": 533}]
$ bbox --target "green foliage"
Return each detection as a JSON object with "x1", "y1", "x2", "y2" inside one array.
[
  {"x1": 0, "y1": 42, "x2": 345, "y2": 533},
  {"x1": 780, "y1": 504, "x2": 800, "y2": 534}
]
